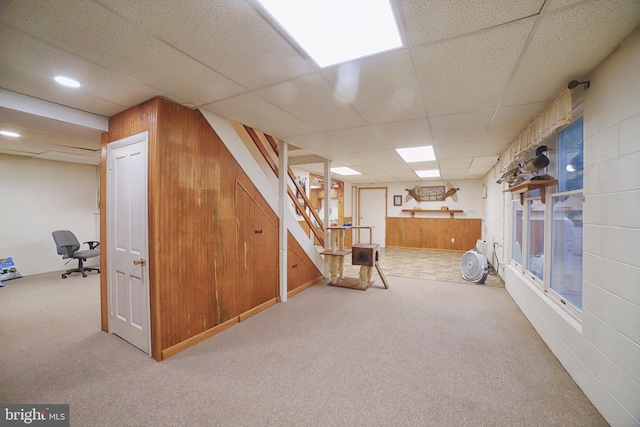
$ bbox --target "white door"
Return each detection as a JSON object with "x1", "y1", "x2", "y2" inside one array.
[
  {"x1": 359, "y1": 188, "x2": 387, "y2": 247},
  {"x1": 107, "y1": 132, "x2": 150, "y2": 355}
]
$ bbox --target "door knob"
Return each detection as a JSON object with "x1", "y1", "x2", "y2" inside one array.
[{"x1": 133, "y1": 258, "x2": 145, "y2": 266}]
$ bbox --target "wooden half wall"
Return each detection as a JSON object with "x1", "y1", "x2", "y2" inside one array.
[
  {"x1": 386, "y1": 217, "x2": 481, "y2": 251},
  {"x1": 101, "y1": 97, "x2": 323, "y2": 360}
]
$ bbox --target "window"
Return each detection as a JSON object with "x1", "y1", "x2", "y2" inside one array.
[
  {"x1": 549, "y1": 117, "x2": 584, "y2": 310},
  {"x1": 550, "y1": 193, "x2": 583, "y2": 308},
  {"x1": 507, "y1": 111, "x2": 584, "y2": 316},
  {"x1": 512, "y1": 197, "x2": 523, "y2": 265},
  {"x1": 557, "y1": 117, "x2": 584, "y2": 193},
  {"x1": 527, "y1": 198, "x2": 545, "y2": 282}
]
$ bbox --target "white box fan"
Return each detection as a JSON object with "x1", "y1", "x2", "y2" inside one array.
[{"x1": 461, "y1": 249, "x2": 488, "y2": 284}]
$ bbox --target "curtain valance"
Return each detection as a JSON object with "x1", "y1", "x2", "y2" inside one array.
[{"x1": 498, "y1": 88, "x2": 572, "y2": 171}]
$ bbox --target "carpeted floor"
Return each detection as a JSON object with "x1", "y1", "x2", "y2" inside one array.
[
  {"x1": 0, "y1": 252, "x2": 606, "y2": 427},
  {"x1": 341, "y1": 247, "x2": 504, "y2": 287}
]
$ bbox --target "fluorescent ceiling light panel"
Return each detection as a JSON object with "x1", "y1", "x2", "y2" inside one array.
[
  {"x1": 255, "y1": 0, "x2": 403, "y2": 67},
  {"x1": 395, "y1": 146, "x2": 436, "y2": 163},
  {"x1": 415, "y1": 169, "x2": 440, "y2": 178},
  {"x1": 0, "y1": 130, "x2": 21, "y2": 137},
  {"x1": 54, "y1": 76, "x2": 81, "y2": 88},
  {"x1": 331, "y1": 167, "x2": 361, "y2": 176}
]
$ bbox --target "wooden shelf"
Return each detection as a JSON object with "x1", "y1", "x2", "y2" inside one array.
[
  {"x1": 401, "y1": 209, "x2": 463, "y2": 219},
  {"x1": 320, "y1": 249, "x2": 352, "y2": 256},
  {"x1": 505, "y1": 179, "x2": 558, "y2": 204},
  {"x1": 327, "y1": 225, "x2": 374, "y2": 245}
]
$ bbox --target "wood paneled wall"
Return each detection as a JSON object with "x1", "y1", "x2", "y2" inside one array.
[
  {"x1": 287, "y1": 231, "x2": 323, "y2": 295},
  {"x1": 102, "y1": 97, "x2": 322, "y2": 360},
  {"x1": 386, "y1": 217, "x2": 481, "y2": 251}
]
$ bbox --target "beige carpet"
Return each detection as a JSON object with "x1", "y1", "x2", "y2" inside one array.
[
  {"x1": 342, "y1": 247, "x2": 504, "y2": 287},
  {"x1": 0, "y1": 264, "x2": 606, "y2": 426}
]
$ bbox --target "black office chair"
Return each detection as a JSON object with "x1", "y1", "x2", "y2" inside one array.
[{"x1": 52, "y1": 230, "x2": 100, "y2": 279}]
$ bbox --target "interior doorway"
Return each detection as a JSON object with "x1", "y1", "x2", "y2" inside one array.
[
  {"x1": 358, "y1": 187, "x2": 387, "y2": 247},
  {"x1": 106, "y1": 131, "x2": 151, "y2": 355}
]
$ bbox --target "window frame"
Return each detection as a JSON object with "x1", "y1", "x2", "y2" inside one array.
[
  {"x1": 546, "y1": 190, "x2": 583, "y2": 320},
  {"x1": 524, "y1": 195, "x2": 545, "y2": 289},
  {"x1": 510, "y1": 195, "x2": 524, "y2": 268},
  {"x1": 507, "y1": 107, "x2": 584, "y2": 321}
]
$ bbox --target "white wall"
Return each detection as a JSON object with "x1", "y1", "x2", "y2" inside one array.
[
  {"x1": 484, "y1": 30, "x2": 640, "y2": 426},
  {"x1": 482, "y1": 169, "x2": 509, "y2": 271},
  {"x1": 0, "y1": 154, "x2": 100, "y2": 276},
  {"x1": 360, "y1": 179, "x2": 483, "y2": 219}
]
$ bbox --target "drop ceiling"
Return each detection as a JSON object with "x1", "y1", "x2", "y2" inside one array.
[{"x1": 0, "y1": 0, "x2": 638, "y2": 183}]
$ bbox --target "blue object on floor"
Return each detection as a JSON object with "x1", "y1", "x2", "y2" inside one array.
[{"x1": 0, "y1": 256, "x2": 22, "y2": 282}]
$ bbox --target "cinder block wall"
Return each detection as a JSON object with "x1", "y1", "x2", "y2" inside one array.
[
  {"x1": 499, "y1": 30, "x2": 640, "y2": 426},
  {"x1": 581, "y1": 28, "x2": 640, "y2": 425}
]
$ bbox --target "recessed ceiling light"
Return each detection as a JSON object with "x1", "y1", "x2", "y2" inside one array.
[
  {"x1": 396, "y1": 146, "x2": 436, "y2": 163},
  {"x1": 255, "y1": 0, "x2": 403, "y2": 68},
  {"x1": 331, "y1": 167, "x2": 361, "y2": 176},
  {"x1": 54, "y1": 76, "x2": 81, "y2": 88},
  {"x1": 415, "y1": 169, "x2": 440, "y2": 178},
  {"x1": 0, "y1": 130, "x2": 21, "y2": 137}
]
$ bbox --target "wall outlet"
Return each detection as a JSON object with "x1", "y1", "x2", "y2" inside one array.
[{"x1": 451, "y1": 238, "x2": 455, "y2": 243}]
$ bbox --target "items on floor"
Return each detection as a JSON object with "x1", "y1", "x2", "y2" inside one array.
[{"x1": 0, "y1": 257, "x2": 23, "y2": 286}]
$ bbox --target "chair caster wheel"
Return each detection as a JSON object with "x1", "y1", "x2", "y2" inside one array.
[{"x1": 62, "y1": 275, "x2": 67, "y2": 279}]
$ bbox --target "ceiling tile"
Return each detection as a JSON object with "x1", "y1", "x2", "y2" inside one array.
[
  {"x1": 3, "y1": 127, "x2": 98, "y2": 152},
  {"x1": 441, "y1": 169, "x2": 468, "y2": 180},
  {"x1": 477, "y1": 138, "x2": 513, "y2": 157},
  {"x1": 467, "y1": 166, "x2": 491, "y2": 175},
  {"x1": 8, "y1": 137, "x2": 97, "y2": 156},
  {"x1": 439, "y1": 158, "x2": 473, "y2": 169},
  {"x1": 471, "y1": 156, "x2": 499, "y2": 167},
  {"x1": 391, "y1": 172, "x2": 422, "y2": 181},
  {"x1": 406, "y1": 160, "x2": 440, "y2": 171},
  {"x1": 485, "y1": 102, "x2": 546, "y2": 139},
  {"x1": 326, "y1": 150, "x2": 402, "y2": 166},
  {"x1": 0, "y1": 107, "x2": 103, "y2": 143},
  {"x1": 430, "y1": 110, "x2": 495, "y2": 144},
  {"x1": 379, "y1": 163, "x2": 417, "y2": 173},
  {"x1": 502, "y1": 0, "x2": 640, "y2": 106},
  {"x1": 0, "y1": 1, "x2": 246, "y2": 106},
  {"x1": 322, "y1": 49, "x2": 426, "y2": 123},
  {"x1": 33, "y1": 151, "x2": 100, "y2": 165},
  {"x1": 284, "y1": 133, "x2": 335, "y2": 153},
  {"x1": 435, "y1": 141, "x2": 481, "y2": 160},
  {"x1": 0, "y1": 25, "x2": 161, "y2": 114},
  {"x1": 0, "y1": 141, "x2": 44, "y2": 155},
  {"x1": 0, "y1": 65, "x2": 128, "y2": 118},
  {"x1": 360, "y1": 172, "x2": 398, "y2": 182},
  {"x1": 401, "y1": 0, "x2": 544, "y2": 47},
  {"x1": 254, "y1": 73, "x2": 366, "y2": 133},
  {"x1": 547, "y1": 0, "x2": 590, "y2": 11},
  {"x1": 100, "y1": 0, "x2": 315, "y2": 90},
  {"x1": 412, "y1": 19, "x2": 535, "y2": 116},
  {"x1": 202, "y1": 94, "x2": 311, "y2": 138},
  {"x1": 0, "y1": 148, "x2": 38, "y2": 158},
  {"x1": 0, "y1": 0, "x2": 636, "y2": 179},
  {"x1": 372, "y1": 118, "x2": 434, "y2": 147},
  {"x1": 322, "y1": 126, "x2": 391, "y2": 153}
]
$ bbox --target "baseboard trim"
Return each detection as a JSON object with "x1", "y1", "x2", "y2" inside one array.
[
  {"x1": 239, "y1": 297, "x2": 277, "y2": 322},
  {"x1": 160, "y1": 317, "x2": 239, "y2": 360},
  {"x1": 287, "y1": 276, "x2": 325, "y2": 298}
]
